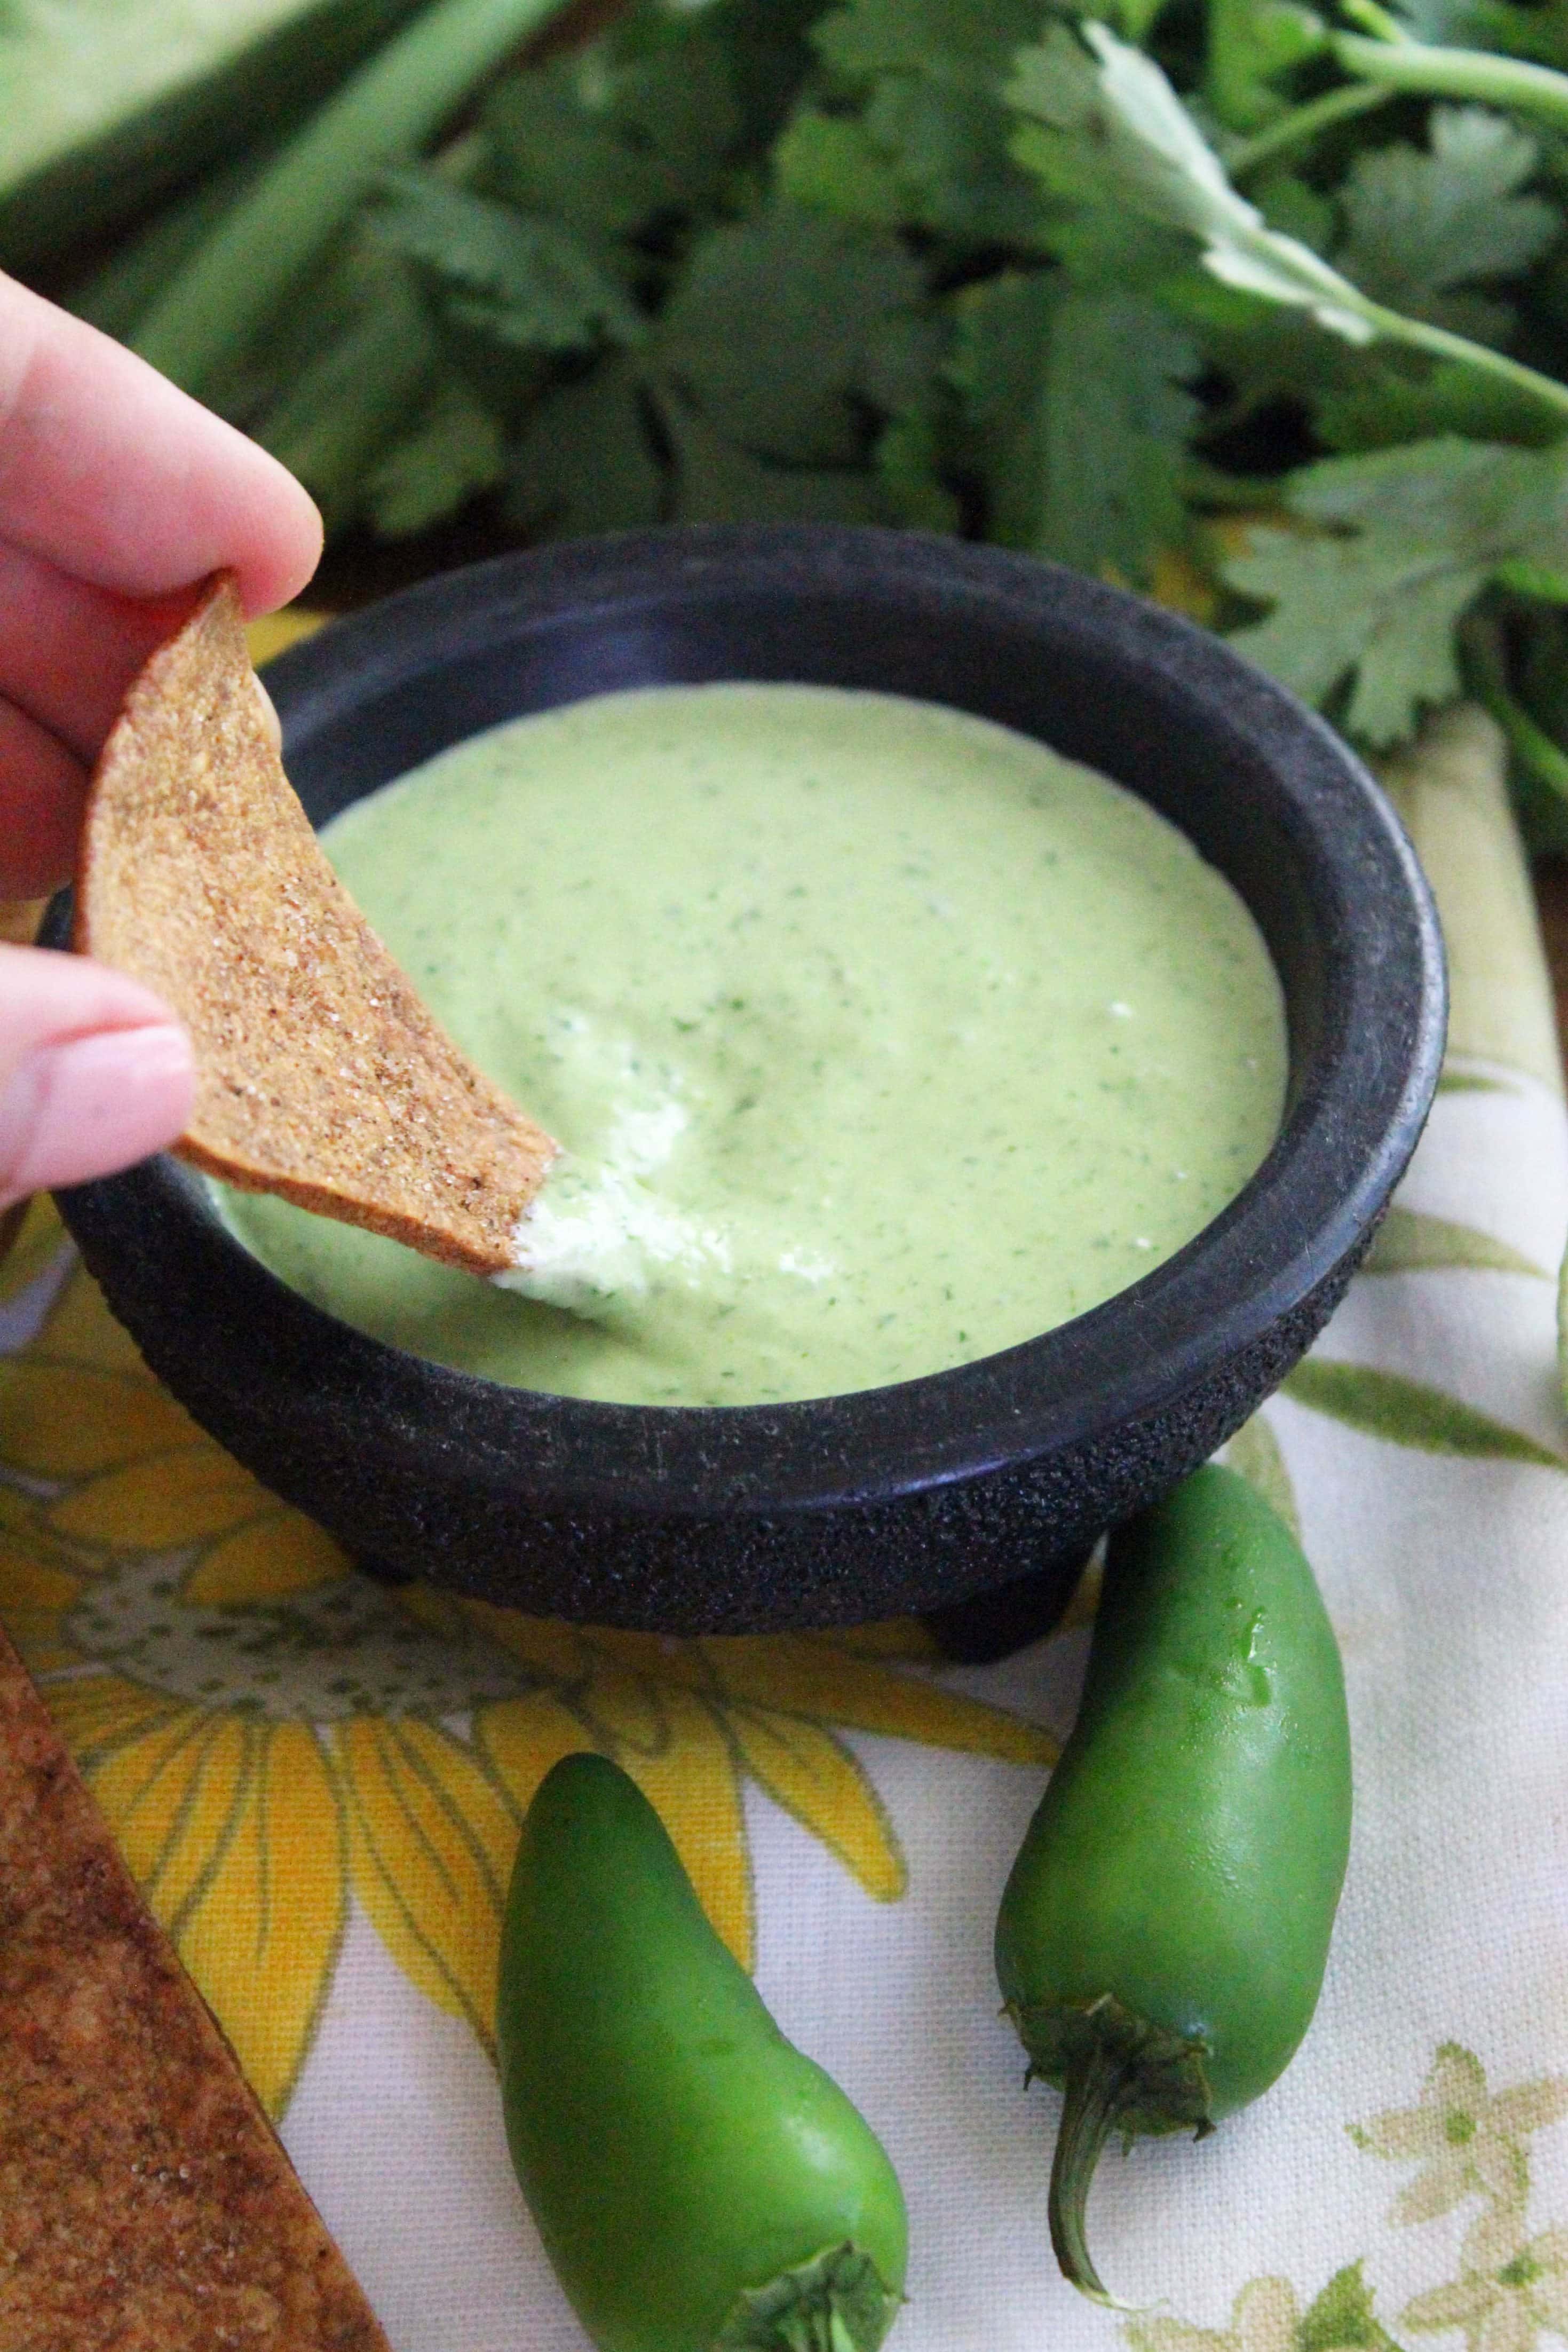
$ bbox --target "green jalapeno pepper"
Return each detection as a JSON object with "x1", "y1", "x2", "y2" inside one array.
[
  {"x1": 497, "y1": 1750, "x2": 908, "y2": 2352},
  {"x1": 994, "y1": 1463, "x2": 1352, "y2": 2301}
]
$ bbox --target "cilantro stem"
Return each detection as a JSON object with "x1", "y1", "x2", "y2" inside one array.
[
  {"x1": 1331, "y1": 29, "x2": 1568, "y2": 137},
  {"x1": 1461, "y1": 610, "x2": 1568, "y2": 806},
  {"x1": 1225, "y1": 81, "x2": 1397, "y2": 178},
  {"x1": 132, "y1": 0, "x2": 574, "y2": 401},
  {"x1": 1351, "y1": 293, "x2": 1568, "y2": 428},
  {"x1": 1338, "y1": 0, "x2": 1405, "y2": 37}
]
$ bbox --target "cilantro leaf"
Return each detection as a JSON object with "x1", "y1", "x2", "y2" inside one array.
[
  {"x1": 801, "y1": 0, "x2": 1048, "y2": 246},
  {"x1": 1334, "y1": 105, "x2": 1560, "y2": 335},
  {"x1": 813, "y1": 0, "x2": 1046, "y2": 91},
  {"x1": 365, "y1": 377, "x2": 504, "y2": 538},
  {"x1": 1254, "y1": 168, "x2": 1336, "y2": 254},
  {"x1": 773, "y1": 108, "x2": 908, "y2": 226},
  {"x1": 861, "y1": 302, "x2": 952, "y2": 415},
  {"x1": 475, "y1": 0, "x2": 815, "y2": 254},
  {"x1": 876, "y1": 402, "x2": 964, "y2": 531},
  {"x1": 1223, "y1": 433, "x2": 1568, "y2": 739},
  {"x1": 1389, "y1": 0, "x2": 1568, "y2": 66},
  {"x1": 476, "y1": 6, "x2": 745, "y2": 260},
  {"x1": 1165, "y1": 261, "x2": 1373, "y2": 400},
  {"x1": 248, "y1": 231, "x2": 438, "y2": 531},
  {"x1": 858, "y1": 73, "x2": 1049, "y2": 244},
  {"x1": 1006, "y1": 22, "x2": 1378, "y2": 336},
  {"x1": 947, "y1": 267, "x2": 1054, "y2": 535},
  {"x1": 696, "y1": 0, "x2": 828, "y2": 155},
  {"x1": 1004, "y1": 20, "x2": 1568, "y2": 460},
  {"x1": 369, "y1": 169, "x2": 643, "y2": 353},
  {"x1": 1039, "y1": 291, "x2": 1199, "y2": 579},
  {"x1": 653, "y1": 204, "x2": 924, "y2": 466},
  {"x1": 506, "y1": 353, "x2": 668, "y2": 540},
  {"x1": 654, "y1": 378, "x2": 889, "y2": 528},
  {"x1": 949, "y1": 273, "x2": 1198, "y2": 582},
  {"x1": 1204, "y1": 0, "x2": 1328, "y2": 135},
  {"x1": 1167, "y1": 260, "x2": 1562, "y2": 453}
]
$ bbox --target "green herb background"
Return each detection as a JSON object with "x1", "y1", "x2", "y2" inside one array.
[{"x1": 18, "y1": 0, "x2": 1568, "y2": 832}]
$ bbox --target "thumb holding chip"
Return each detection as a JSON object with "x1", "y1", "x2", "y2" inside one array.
[
  {"x1": 0, "y1": 944, "x2": 195, "y2": 1209},
  {"x1": 0, "y1": 274, "x2": 321, "y2": 1213}
]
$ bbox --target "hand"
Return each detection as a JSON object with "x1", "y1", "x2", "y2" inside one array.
[{"x1": 0, "y1": 273, "x2": 321, "y2": 1210}]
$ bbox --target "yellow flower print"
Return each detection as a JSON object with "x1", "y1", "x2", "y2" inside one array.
[
  {"x1": 1403, "y1": 2232, "x2": 1568, "y2": 2352},
  {"x1": 1119, "y1": 2051, "x2": 1568, "y2": 2352},
  {"x1": 0, "y1": 1193, "x2": 69, "y2": 1311},
  {"x1": 1126, "y1": 2273, "x2": 1302, "y2": 2352},
  {"x1": 0, "y1": 1252, "x2": 1061, "y2": 2119},
  {"x1": 1351, "y1": 2045, "x2": 1568, "y2": 2257}
]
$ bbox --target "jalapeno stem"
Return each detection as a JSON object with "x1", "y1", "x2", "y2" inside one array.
[{"x1": 1048, "y1": 2042, "x2": 1141, "y2": 2306}]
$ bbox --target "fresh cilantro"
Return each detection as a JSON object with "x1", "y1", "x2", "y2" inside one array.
[
  {"x1": 1390, "y1": 0, "x2": 1568, "y2": 66},
  {"x1": 875, "y1": 402, "x2": 965, "y2": 533},
  {"x1": 772, "y1": 109, "x2": 908, "y2": 227},
  {"x1": 811, "y1": 0, "x2": 1047, "y2": 91},
  {"x1": 249, "y1": 231, "x2": 440, "y2": 532},
  {"x1": 1334, "y1": 105, "x2": 1560, "y2": 338},
  {"x1": 1254, "y1": 168, "x2": 1336, "y2": 254},
  {"x1": 1005, "y1": 23, "x2": 1568, "y2": 462},
  {"x1": 1314, "y1": 353, "x2": 1568, "y2": 449},
  {"x1": 506, "y1": 354, "x2": 668, "y2": 540},
  {"x1": 1223, "y1": 434, "x2": 1568, "y2": 738},
  {"x1": 655, "y1": 377, "x2": 891, "y2": 528},
  {"x1": 369, "y1": 169, "x2": 643, "y2": 353},
  {"x1": 1203, "y1": 0, "x2": 1328, "y2": 135},
  {"x1": 44, "y1": 0, "x2": 1568, "y2": 785},
  {"x1": 949, "y1": 274, "x2": 1199, "y2": 582},
  {"x1": 653, "y1": 205, "x2": 924, "y2": 467},
  {"x1": 366, "y1": 378, "x2": 505, "y2": 538},
  {"x1": 859, "y1": 73, "x2": 1048, "y2": 244},
  {"x1": 475, "y1": 10, "x2": 747, "y2": 259},
  {"x1": 1007, "y1": 24, "x2": 1380, "y2": 338},
  {"x1": 803, "y1": 0, "x2": 1048, "y2": 246}
]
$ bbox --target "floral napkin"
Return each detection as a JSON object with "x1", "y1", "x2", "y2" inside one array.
[{"x1": 1, "y1": 696, "x2": 1565, "y2": 2352}]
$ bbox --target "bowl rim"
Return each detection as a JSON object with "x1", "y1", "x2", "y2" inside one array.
[{"x1": 53, "y1": 523, "x2": 1447, "y2": 1523}]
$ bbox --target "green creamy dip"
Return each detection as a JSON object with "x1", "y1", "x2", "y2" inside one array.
[{"x1": 224, "y1": 684, "x2": 1287, "y2": 1406}]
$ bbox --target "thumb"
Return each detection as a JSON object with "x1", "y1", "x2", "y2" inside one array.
[{"x1": 0, "y1": 944, "x2": 194, "y2": 1209}]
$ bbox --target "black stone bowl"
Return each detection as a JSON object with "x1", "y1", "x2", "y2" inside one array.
[{"x1": 47, "y1": 525, "x2": 1445, "y2": 1647}]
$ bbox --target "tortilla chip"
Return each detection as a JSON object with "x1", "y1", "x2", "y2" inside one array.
[
  {"x1": 76, "y1": 575, "x2": 557, "y2": 1276},
  {"x1": 0, "y1": 1621, "x2": 392, "y2": 2347}
]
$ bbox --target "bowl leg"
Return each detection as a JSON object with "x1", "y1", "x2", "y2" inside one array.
[{"x1": 920, "y1": 1544, "x2": 1095, "y2": 1663}]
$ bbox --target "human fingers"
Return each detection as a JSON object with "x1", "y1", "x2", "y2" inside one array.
[
  {"x1": 0, "y1": 944, "x2": 194, "y2": 1207},
  {"x1": 0, "y1": 543, "x2": 197, "y2": 764},
  {"x1": 0, "y1": 542, "x2": 283, "y2": 895},
  {"x1": 0, "y1": 273, "x2": 322, "y2": 613},
  {"x1": 0, "y1": 698, "x2": 87, "y2": 897}
]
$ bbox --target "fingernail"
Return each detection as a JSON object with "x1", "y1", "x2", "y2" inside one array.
[
  {"x1": 0, "y1": 1023, "x2": 195, "y2": 1202},
  {"x1": 252, "y1": 672, "x2": 282, "y2": 754}
]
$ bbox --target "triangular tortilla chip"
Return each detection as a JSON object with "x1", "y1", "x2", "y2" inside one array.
[
  {"x1": 76, "y1": 575, "x2": 556, "y2": 1275},
  {"x1": 0, "y1": 1622, "x2": 392, "y2": 2346}
]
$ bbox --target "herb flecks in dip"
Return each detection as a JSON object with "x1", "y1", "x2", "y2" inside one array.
[{"x1": 223, "y1": 684, "x2": 1287, "y2": 1406}]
